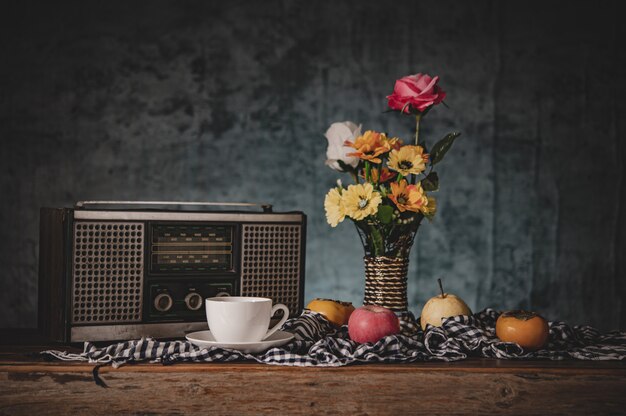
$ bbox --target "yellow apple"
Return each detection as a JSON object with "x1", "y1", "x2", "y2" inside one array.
[{"x1": 420, "y1": 279, "x2": 472, "y2": 331}]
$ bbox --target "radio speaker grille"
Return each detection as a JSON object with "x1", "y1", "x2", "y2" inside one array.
[
  {"x1": 240, "y1": 224, "x2": 301, "y2": 315},
  {"x1": 71, "y1": 222, "x2": 144, "y2": 324}
]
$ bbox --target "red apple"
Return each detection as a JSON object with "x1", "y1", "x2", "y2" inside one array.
[{"x1": 348, "y1": 305, "x2": 400, "y2": 344}]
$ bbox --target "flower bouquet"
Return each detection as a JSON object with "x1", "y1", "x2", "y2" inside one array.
[{"x1": 323, "y1": 73, "x2": 461, "y2": 311}]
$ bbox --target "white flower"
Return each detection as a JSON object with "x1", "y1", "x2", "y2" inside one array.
[{"x1": 324, "y1": 121, "x2": 361, "y2": 171}]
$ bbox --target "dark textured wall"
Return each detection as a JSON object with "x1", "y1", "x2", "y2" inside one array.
[{"x1": 1, "y1": 0, "x2": 624, "y2": 330}]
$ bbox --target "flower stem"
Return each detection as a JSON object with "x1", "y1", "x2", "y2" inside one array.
[
  {"x1": 365, "y1": 161, "x2": 371, "y2": 183},
  {"x1": 414, "y1": 113, "x2": 422, "y2": 146}
]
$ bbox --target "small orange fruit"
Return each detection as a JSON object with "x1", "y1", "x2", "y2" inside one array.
[
  {"x1": 306, "y1": 298, "x2": 355, "y2": 326},
  {"x1": 496, "y1": 310, "x2": 549, "y2": 351}
]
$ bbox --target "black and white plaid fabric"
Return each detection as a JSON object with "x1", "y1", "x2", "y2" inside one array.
[{"x1": 43, "y1": 308, "x2": 626, "y2": 370}]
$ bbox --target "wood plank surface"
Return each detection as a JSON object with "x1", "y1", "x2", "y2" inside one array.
[
  {"x1": 1, "y1": 363, "x2": 625, "y2": 415},
  {"x1": 1, "y1": 331, "x2": 625, "y2": 415},
  {"x1": 2, "y1": 358, "x2": 626, "y2": 375}
]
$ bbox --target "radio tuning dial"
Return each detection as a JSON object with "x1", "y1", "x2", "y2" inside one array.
[
  {"x1": 154, "y1": 293, "x2": 173, "y2": 312},
  {"x1": 184, "y1": 292, "x2": 203, "y2": 311}
]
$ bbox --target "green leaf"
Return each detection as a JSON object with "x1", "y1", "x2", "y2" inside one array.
[
  {"x1": 421, "y1": 172, "x2": 439, "y2": 192},
  {"x1": 377, "y1": 205, "x2": 394, "y2": 224},
  {"x1": 430, "y1": 132, "x2": 461, "y2": 166},
  {"x1": 337, "y1": 159, "x2": 358, "y2": 174},
  {"x1": 336, "y1": 160, "x2": 350, "y2": 172}
]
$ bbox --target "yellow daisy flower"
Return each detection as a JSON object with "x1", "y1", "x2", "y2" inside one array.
[
  {"x1": 389, "y1": 180, "x2": 428, "y2": 213},
  {"x1": 324, "y1": 188, "x2": 345, "y2": 227},
  {"x1": 341, "y1": 183, "x2": 382, "y2": 221},
  {"x1": 388, "y1": 145, "x2": 429, "y2": 176}
]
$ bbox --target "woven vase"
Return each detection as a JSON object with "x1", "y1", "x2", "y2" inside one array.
[{"x1": 363, "y1": 256, "x2": 409, "y2": 312}]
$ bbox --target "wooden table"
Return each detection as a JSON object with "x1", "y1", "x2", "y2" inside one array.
[{"x1": 1, "y1": 330, "x2": 625, "y2": 415}]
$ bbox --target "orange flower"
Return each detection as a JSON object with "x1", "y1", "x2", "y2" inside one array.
[
  {"x1": 420, "y1": 196, "x2": 437, "y2": 219},
  {"x1": 385, "y1": 136, "x2": 404, "y2": 150},
  {"x1": 362, "y1": 167, "x2": 397, "y2": 183},
  {"x1": 389, "y1": 180, "x2": 428, "y2": 213},
  {"x1": 345, "y1": 131, "x2": 392, "y2": 164}
]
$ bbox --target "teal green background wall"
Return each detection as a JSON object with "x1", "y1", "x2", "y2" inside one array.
[{"x1": 1, "y1": 0, "x2": 624, "y2": 330}]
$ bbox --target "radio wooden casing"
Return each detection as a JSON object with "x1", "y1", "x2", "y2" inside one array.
[{"x1": 38, "y1": 204, "x2": 306, "y2": 343}]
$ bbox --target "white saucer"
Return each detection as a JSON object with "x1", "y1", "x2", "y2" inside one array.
[{"x1": 185, "y1": 330, "x2": 295, "y2": 354}]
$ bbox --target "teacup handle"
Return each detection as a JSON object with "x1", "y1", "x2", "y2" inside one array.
[{"x1": 262, "y1": 303, "x2": 290, "y2": 340}]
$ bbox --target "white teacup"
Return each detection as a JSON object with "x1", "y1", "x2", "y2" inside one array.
[{"x1": 205, "y1": 297, "x2": 290, "y2": 343}]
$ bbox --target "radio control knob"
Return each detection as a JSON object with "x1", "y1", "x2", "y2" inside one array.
[
  {"x1": 184, "y1": 292, "x2": 203, "y2": 311},
  {"x1": 154, "y1": 293, "x2": 173, "y2": 312},
  {"x1": 216, "y1": 292, "x2": 230, "y2": 297}
]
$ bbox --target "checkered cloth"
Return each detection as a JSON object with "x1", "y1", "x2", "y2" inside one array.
[{"x1": 43, "y1": 309, "x2": 626, "y2": 370}]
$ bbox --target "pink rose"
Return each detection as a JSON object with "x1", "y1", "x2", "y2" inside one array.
[{"x1": 386, "y1": 73, "x2": 446, "y2": 113}]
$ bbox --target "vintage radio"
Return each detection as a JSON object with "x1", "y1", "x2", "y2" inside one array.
[{"x1": 38, "y1": 201, "x2": 306, "y2": 343}]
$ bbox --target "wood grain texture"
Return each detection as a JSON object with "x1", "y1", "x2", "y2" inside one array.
[
  {"x1": 1, "y1": 337, "x2": 625, "y2": 415},
  {"x1": 37, "y1": 208, "x2": 70, "y2": 343},
  {"x1": 1, "y1": 364, "x2": 625, "y2": 415},
  {"x1": 2, "y1": 361, "x2": 626, "y2": 376}
]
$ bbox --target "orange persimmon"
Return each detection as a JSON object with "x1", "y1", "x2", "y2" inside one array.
[
  {"x1": 306, "y1": 298, "x2": 355, "y2": 327},
  {"x1": 496, "y1": 310, "x2": 549, "y2": 351}
]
